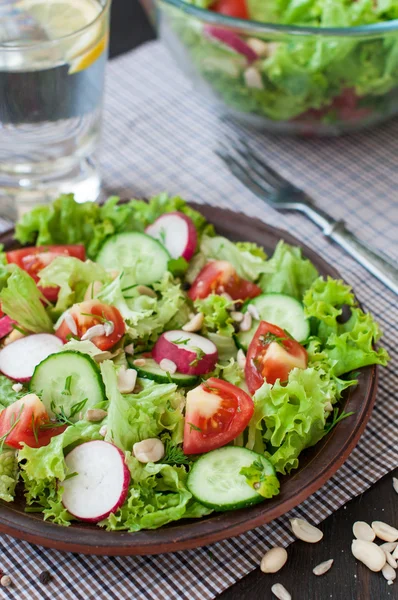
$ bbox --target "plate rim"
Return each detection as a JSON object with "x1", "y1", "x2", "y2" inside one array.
[{"x1": 0, "y1": 203, "x2": 378, "y2": 555}]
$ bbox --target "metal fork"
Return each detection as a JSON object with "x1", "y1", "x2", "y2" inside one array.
[{"x1": 217, "y1": 137, "x2": 398, "y2": 295}]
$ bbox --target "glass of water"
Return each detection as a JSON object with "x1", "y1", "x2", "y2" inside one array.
[{"x1": 0, "y1": 0, "x2": 111, "y2": 219}]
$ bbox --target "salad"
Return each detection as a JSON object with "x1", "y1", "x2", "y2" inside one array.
[
  {"x1": 164, "y1": 0, "x2": 398, "y2": 130},
  {"x1": 0, "y1": 193, "x2": 389, "y2": 531}
]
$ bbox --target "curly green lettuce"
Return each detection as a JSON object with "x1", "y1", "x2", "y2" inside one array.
[
  {"x1": 0, "y1": 450, "x2": 18, "y2": 502},
  {"x1": 38, "y1": 256, "x2": 111, "y2": 315},
  {"x1": 200, "y1": 234, "x2": 268, "y2": 281},
  {"x1": 100, "y1": 455, "x2": 212, "y2": 532},
  {"x1": 100, "y1": 361, "x2": 185, "y2": 451},
  {"x1": 304, "y1": 277, "x2": 389, "y2": 376},
  {"x1": 259, "y1": 241, "x2": 319, "y2": 299},
  {"x1": 0, "y1": 265, "x2": 53, "y2": 333},
  {"x1": 15, "y1": 193, "x2": 212, "y2": 259}
]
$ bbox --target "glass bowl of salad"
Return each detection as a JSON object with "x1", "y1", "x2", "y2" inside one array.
[{"x1": 142, "y1": 0, "x2": 398, "y2": 135}]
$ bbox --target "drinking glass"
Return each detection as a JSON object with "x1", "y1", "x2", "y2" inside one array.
[{"x1": 0, "y1": 0, "x2": 111, "y2": 219}]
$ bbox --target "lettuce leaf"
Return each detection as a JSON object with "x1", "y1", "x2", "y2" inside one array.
[
  {"x1": 0, "y1": 265, "x2": 53, "y2": 333},
  {"x1": 15, "y1": 193, "x2": 212, "y2": 260},
  {"x1": 259, "y1": 241, "x2": 319, "y2": 299},
  {"x1": 0, "y1": 450, "x2": 18, "y2": 502},
  {"x1": 304, "y1": 277, "x2": 389, "y2": 376},
  {"x1": 100, "y1": 455, "x2": 212, "y2": 532},
  {"x1": 246, "y1": 361, "x2": 357, "y2": 474},
  {"x1": 101, "y1": 361, "x2": 185, "y2": 451},
  {"x1": 99, "y1": 272, "x2": 189, "y2": 346},
  {"x1": 194, "y1": 293, "x2": 235, "y2": 337},
  {"x1": 200, "y1": 234, "x2": 268, "y2": 281},
  {"x1": 38, "y1": 256, "x2": 111, "y2": 315},
  {"x1": 0, "y1": 375, "x2": 27, "y2": 410}
]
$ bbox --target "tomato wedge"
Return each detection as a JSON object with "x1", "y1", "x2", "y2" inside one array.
[
  {"x1": 211, "y1": 0, "x2": 249, "y2": 19},
  {"x1": 0, "y1": 394, "x2": 66, "y2": 449},
  {"x1": 183, "y1": 377, "x2": 254, "y2": 454},
  {"x1": 188, "y1": 260, "x2": 262, "y2": 302},
  {"x1": 245, "y1": 321, "x2": 308, "y2": 394},
  {"x1": 55, "y1": 300, "x2": 125, "y2": 351},
  {"x1": 6, "y1": 245, "x2": 86, "y2": 302}
]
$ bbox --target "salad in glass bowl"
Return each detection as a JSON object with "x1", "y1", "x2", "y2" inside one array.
[
  {"x1": 0, "y1": 194, "x2": 388, "y2": 530},
  {"x1": 143, "y1": 0, "x2": 398, "y2": 135}
]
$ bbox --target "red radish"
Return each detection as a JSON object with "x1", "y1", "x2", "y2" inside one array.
[
  {"x1": 0, "y1": 333, "x2": 63, "y2": 381},
  {"x1": 145, "y1": 212, "x2": 197, "y2": 261},
  {"x1": 61, "y1": 441, "x2": 130, "y2": 522},
  {"x1": 0, "y1": 316, "x2": 16, "y2": 339},
  {"x1": 204, "y1": 26, "x2": 257, "y2": 63},
  {"x1": 152, "y1": 330, "x2": 218, "y2": 376}
]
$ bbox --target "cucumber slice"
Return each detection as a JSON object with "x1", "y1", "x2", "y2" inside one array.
[
  {"x1": 235, "y1": 293, "x2": 310, "y2": 350},
  {"x1": 187, "y1": 446, "x2": 276, "y2": 510},
  {"x1": 96, "y1": 232, "x2": 170, "y2": 286},
  {"x1": 30, "y1": 351, "x2": 106, "y2": 422},
  {"x1": 128, "y1": 356, "x2": 199, "y2": 387}
]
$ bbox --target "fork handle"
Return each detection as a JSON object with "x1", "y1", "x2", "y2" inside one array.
[{"x1": 323, "y1": 220, "x2": 398, "y2": 295}]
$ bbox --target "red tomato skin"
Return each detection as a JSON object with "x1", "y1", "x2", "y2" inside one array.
[
  {"x1": 183, "y1": 377, "x2": 254, "y2": 454},
  {"x1": 55, "y1": 300, "x2": 125, "y2": 351},
  {"x1": 212, "y1": 0, "x2": 248, "y2": 19},
  {"x1": 188, "y1": 260, "x2": 261, "y2": 302},
  {"x1": 0, "y1": 395, "x2": 66, "y2": 449},
  {"x1": 6, "y1": 245, "x2": 86, "y2": 302},
  {"x1": 245, "y1": 321, "x2": 308, "y2": 394}
]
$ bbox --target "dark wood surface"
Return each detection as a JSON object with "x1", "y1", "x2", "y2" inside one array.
[{"x1": 108, "y1": 1, "x2": 398, "y2": 597}]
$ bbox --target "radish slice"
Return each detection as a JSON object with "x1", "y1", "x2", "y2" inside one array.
[
  {"x1": 61, "y1": 441, "x2": 130, "y2": 522},
  {"x1": 145, "y1": 212, "x2": 197, "y2": 261},
  {"x1": 204, "y1": 26, "x2": 257, "y2": 63},
  {"x1": 0, "y1": 334, "x2": 63, "y2": 382},
  {"x1": 152, "y1": 330, "x2": 218, "y2": 376},
  {"x1": 0, "y1": 316, "x2": 16, "y2": 340}
]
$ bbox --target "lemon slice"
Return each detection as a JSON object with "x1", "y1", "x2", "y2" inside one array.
[
  {"x1": 68, "y1": 31, "x2": 108, "y2": 74},
  {"x1": 21, "y1": 0, "x2": 102, "y2": 39}
]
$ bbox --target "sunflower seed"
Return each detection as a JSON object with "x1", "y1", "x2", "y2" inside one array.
[
  {"x1": 11, "y1": 383, "x2": 23, "y2": 393},
  {"x1": 124, "y1": 343, "x2": 135, "y2": 356},
  {"x1": 260, "y1": 547, "x2": 288, "y2": 573},
  {"x1": 313, "y1": 559, "x2": 334, "y2": 576},
  {"x1": 382, "y1": 563, "x2": 396, "y2": 582},
  {"x1": 351, "y1": 539, "x2": 386, "y2": 572},
  {"x1": 231, "y1": 311, "x2": 243, "y2": 323},
  {"x1": 244, "y1": 66, "x2": 264, "y2": 90},
  {"x1": 247, "y1": 304, "x2": 260, "y2": 321},
  {"x1": 159, "y1": 359, "x2": 177, "y2": 374},
  {"x1": 290, "y1": 518, "x2": 323, "y2": 543},
  {"x1": 271, "y1": 583, "x2": 291, "y2": 600},
  {"x1": 393, "y1": 478, "x2": 398, "y2": 495},
  {"x1": 81, "y1": 324, "x2": 106, "y2": 341},
  {"x1": 133, "y1": 358, "x2": 146, "y2": 367},
  {"x1": 246, "y1": 37, "x2": 272, "y2": 57},
  {"x1": 237, "y1": 349, "x2": 246, "y2": 370},
  {"x1": 85, "y1": 409, "x2": 107, "y2": 422},
  {"x1": 372, "y1": 521, "x2": 398, "y2": 543},
  {"x1": 182, "y1": 313, "x2": 204, "y2": 333},
  {"x1": 99, "y1": 425, "x2": 107, "y2": 437},
  {"x1": 385, "y1": 551, "x2": 397, "y2": 569},
  {"x1": 240, "y1": 312, "x2": 252, "y2": 332},
  {"x1": 64, "y1": 311, "x2": 78, "y2": 336},
  {"x1": 353, "y1": 521, "x2": 376, "y2": 542},
  {"x1": 380, "y1": 542, "x2": 398, "y2": 553},
  {"x1": 117, "y1": 368, "x2": 138, "y2": 393},
  {"x1": 137, "y1": 285, "x2": 157, "y2": 298}
]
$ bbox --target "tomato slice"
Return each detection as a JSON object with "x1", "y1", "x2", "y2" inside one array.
[
  {"x1": 188, "y1": 260, "x2": 262, "y2": 302},
  {"x1": 211, "y1": 0, "x2": 248, "y2": 19},
  {"x1": 0, "y1": 394, "x2": 66, "y2": 449},
  {"x1": 183, "y1": 377, "x2": 254, "y2": 454},
  {"x1": 6, "y1": 245, "x2": 86, "y2": 302},
  {"x1": 55, "y1": 300, "x2": 125, "y2": 351},
  {"x1": 245, "y1": 321, "x2": 308, "y2": 394}
]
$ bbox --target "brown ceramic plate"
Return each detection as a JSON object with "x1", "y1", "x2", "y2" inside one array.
[{"x1": 0, "y1": 204, "x2": 377, "y2": 555}]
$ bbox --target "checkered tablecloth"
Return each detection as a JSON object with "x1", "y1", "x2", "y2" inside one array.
[{"x1": 0, "y1": 41, "x2": 397, "y2": 599}]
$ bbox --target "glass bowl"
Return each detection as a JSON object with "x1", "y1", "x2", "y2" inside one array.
[{"x1": 140, "y1": 0, "x2": 398, "y2": 135}]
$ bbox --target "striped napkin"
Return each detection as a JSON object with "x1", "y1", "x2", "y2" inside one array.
[{"x1": 0, "y1": 41, "x2": 396, "y2": 600}]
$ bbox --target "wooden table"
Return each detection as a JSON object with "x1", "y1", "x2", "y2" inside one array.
[{"x1": 109, "y1": 2, "x2": 398, "y2": 598}]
